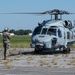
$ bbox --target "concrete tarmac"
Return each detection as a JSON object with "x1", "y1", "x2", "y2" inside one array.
[
  {"x1": 0, "y1": 48, "x2": 75, "y2": 75},
  {"x1": 0, "y1": 67, "x2": 75, "y2": 75}
]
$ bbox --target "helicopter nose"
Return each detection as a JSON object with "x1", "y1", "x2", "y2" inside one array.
[{"x1": 35, "y1": 40, "x2": 44, "y2": 49}]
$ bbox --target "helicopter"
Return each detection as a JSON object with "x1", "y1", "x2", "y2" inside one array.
[
  {"x1": 1, "y1": 9, "x2": 75, "y2": 53},
  {"x1": 28, "y1": 9, "x2": 75, "y2": 53}
]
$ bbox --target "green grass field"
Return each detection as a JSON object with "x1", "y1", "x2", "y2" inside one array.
[
  {"x1": 0, "y1": 35, "x2": 75, "y2": 48},
  {"x1": 0, "y1": 36, "x2": 31, "y2": 48}
]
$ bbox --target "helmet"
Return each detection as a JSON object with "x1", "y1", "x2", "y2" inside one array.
[{"x1": 4, "y1": 27, "x2": 9, "y2": 31}]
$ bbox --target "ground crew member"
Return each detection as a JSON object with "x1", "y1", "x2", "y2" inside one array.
[{"x1": 2, "y1": 27, "x2": 11, "y2": 60}]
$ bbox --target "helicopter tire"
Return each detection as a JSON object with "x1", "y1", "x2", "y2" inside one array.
[
  {"x1": 63, "y1": 47, "x2": 70, "y2": 54},
  {"x1": 67, "y1": 48, "x2": 70, "y2": 53},
  {"x1": 34, "y1": 48, "x2": 40, "y2": 53}
]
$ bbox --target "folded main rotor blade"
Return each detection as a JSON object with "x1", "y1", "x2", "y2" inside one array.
[
  {"x1": 69, "y1": 12, "x2": 75, "y2": 14},
  {"x1": 0, "y1": 12, "x2": 47, "y2": 14},
  {"x1": 0, "y1": 9, "x2": 75, "y2": 15}
]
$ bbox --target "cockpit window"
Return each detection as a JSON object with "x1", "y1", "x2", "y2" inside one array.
[
  {"x1": 41, "y1": 28, "x2": 47, "y2": 34},
  {"x1": 58, "y1": 29, "x2": 62, "y2": 37},
  {"x1": 47, "y1": 28, "x2": 56, "y2": 36},
  {"x1": 33, "y1": 26, "x2": 42, "y2": 35}
]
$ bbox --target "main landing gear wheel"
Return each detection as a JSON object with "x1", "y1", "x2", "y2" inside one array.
[{"x1": 34, "y1": 48, "x2": 40, "y2": 53}]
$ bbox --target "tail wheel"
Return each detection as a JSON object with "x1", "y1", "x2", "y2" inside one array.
[
  {"x1": 67, "y1": 48, "x2": 70, "y2": 53},
  {"x1": 63, "y1": 47, "x2": 70, "y2": 54}
]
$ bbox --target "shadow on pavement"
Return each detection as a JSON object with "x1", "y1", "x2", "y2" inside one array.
[{"x1": 9, "y1": 50, "x2": 66, "y2": 56}]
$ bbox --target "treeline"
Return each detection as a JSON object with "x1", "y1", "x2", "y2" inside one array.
[{"x1": 9, "y1": 29, "x2": 32, "y2": 35}]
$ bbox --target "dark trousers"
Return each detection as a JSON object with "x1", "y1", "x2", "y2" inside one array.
[{"x1": 3, "y1": 43, "x2": 7, "y2": 59}]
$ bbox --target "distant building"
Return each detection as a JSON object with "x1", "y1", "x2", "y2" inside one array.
[
  {"x1": 28, "y1": 33, "x2": 32, "y2": 36},
  {"x1": 0, "y1": 33, "x2": 2, "y2": 36},
  {"x1": 10, "y1": 33, "x2": 15, "y2": 36},
  {"x1": 0, "y1": 32, "x2": 15, "y2": 36}
]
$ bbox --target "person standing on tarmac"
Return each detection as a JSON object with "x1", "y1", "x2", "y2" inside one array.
[{"x1": 2, "y1": 27, "x2": 11, "y2": 60}]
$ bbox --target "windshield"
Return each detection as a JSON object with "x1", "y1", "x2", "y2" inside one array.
[
  {"x1": 47, "y1": 28, "x2": 56, "y2": 36},
  {"x1": 33, "y1": 26, "x2": 42, "y2": 36},
  {"x1": 41, "y1": 28, "x2": 47, "y2": 34}
]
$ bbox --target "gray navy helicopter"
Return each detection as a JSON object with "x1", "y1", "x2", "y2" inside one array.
[
  {"x1": 1, "y1": 9, "x2": 75, "y2": 53},
  {"x1": 28, "y1": 9, "x2": 75, "y2": 53}
]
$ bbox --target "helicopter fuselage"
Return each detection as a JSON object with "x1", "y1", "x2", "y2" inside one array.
[{"x1": 31, "y1": 20, "x2": 75, "y2": 53}]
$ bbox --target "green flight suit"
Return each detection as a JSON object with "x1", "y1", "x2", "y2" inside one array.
[{"x1": 3, "y1": 31, "x2": 10, "y2": 60}]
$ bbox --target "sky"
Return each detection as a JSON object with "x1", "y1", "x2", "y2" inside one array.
[{"x1": 0, "y1": 0, "x2": 75, "y2": 31}]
